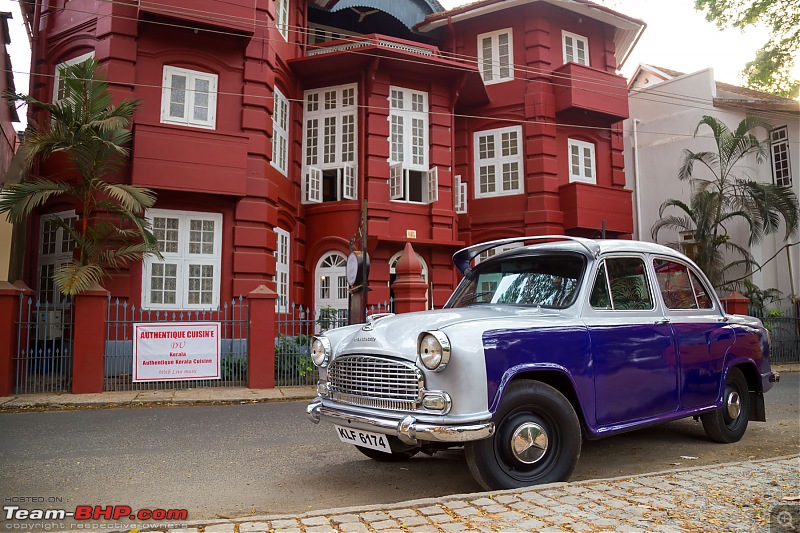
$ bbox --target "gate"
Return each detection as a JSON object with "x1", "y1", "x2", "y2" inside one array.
[
  {"x1": 750, "y1": 303, "x2": 800, "y2": 364},
  {"x1": 13, "y1": 294, "x2": 74, "y2": 393},
  {"x1": 104, "y1": 296, "x2": 249, "y2": 391}
]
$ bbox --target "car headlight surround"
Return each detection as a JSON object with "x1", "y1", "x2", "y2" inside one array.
[
  {"x1": 310, "y1": 336, "x2": 331, "y2": 367},
  {"x1": 417, "y1": 330, "x2": 451, "y2": 372}
]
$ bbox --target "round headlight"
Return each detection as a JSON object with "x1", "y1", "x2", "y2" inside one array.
[
  {"x1": 310, "y1": 336, "x2": 331, "y2": 367},
  {"x1": 418, "y1": 331, "x2": 451, "y2": 372}
]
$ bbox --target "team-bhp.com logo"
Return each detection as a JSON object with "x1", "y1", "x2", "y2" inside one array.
[{"x1": 4, "y1": 505, "x2": 188, "y2": 521}]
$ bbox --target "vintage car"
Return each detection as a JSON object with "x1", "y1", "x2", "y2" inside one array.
[{"x1": 306, "y1": 236, "x2": 778, "y2": 490}]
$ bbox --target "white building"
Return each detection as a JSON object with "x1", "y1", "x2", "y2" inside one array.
[{"x1": 624, "y1": 64, "x2": 799, "y2": 306}]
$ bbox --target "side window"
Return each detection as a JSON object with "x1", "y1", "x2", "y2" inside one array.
[
  {"x1": 654, "y1": 259, "x2": 712, "y2": 310},
  {"x1": 591, "y1": 257, "x2": 653, "y2": 310}
]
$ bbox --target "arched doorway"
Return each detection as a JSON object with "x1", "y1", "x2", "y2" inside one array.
[{"x1": 315, "y1": 252, "x2": 349, "y2": 322}]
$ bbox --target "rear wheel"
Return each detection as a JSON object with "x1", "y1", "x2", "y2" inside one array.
[
  {"x1": 701, "y1": 367, "x2": 750, "y2": 443},
  {"x1": 465, "y1": 380, "x2": 581, "y2": 490}
]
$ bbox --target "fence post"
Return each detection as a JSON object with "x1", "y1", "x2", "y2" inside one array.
[
  {"x1": 0, "y1": 281, "x2": 24, "y2": 396},
  {"x1": 248, "y1": 285, "x2": 278, "y2": 389},
  {"x1": 391, "y1": 242, "x2": 428, "y2": 314},
  {"x1": 720, "y1": 291, "x2": 751, "y2": 316},
  {"x1": 72, "y1": 283, "x2": 109, "y2": 394}
]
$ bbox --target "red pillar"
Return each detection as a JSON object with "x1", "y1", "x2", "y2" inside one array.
[
  {"x1": 0, "y1": 281, "x2": 26, "y2": 396},
  {"x1": 391, "y1": 242, "x2": 428, "y2": 314},
  {"x1": 248, "y1": 285, "x2": 277, "y2": 389},
  {"x1": 72, "y1": 284, "x2": 109, "y2": 394},
  {"x1": 720, "y1": 291, "x2": 751, "y2": 316}
]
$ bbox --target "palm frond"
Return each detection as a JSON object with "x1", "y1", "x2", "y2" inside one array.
[
  {"x1": 54, "y1": 262, "x2": 107, "y2": 296},
  {"x1": 0, "y1": 180, "x2": 72, "y2": 222}
]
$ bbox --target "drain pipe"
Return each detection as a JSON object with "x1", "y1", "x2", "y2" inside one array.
[{"x1": 632, "y1": 119, "x2": 643, "y2": 240}]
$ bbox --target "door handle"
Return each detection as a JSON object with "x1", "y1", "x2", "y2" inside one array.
[{"x1": 654, "y1": 318, "x2": 670, "y2": 325}]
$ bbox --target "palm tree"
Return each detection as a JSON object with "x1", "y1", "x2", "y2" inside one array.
[
  {"x1": 652, "y1": 115, "x2": 799, "y2": 288},
  {"x1": 0, "y1": 59, "x2": 160, "y2": 295}
]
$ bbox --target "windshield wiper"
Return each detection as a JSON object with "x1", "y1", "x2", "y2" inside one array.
[{"x1": 457, "y1": 291, "x2": 496, "y2": 305}]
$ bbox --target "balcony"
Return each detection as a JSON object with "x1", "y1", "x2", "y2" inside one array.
[
  {"x1": 131, "y1": 123, "x2": 248, "y2": 197},
  {"x1": 138, "y1": 0, "x2": 255, "y2": 35},
  {"x1": 559, "y1": 182, "x2": 633, "y2": 236},
  {"x1": 553, "y1": 63, "x2": 629, "y2": 121}
]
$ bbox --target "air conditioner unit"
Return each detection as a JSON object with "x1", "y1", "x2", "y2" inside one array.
[{"x1": 36, "y1": 310, "x2": 63, "y2": 340}]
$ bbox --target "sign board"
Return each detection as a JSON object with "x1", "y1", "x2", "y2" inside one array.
[{"x1": 133, "y1": 322, "x2": 221, "y2": 382}]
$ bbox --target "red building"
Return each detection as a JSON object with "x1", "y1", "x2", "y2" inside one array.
[{"x1": 18, "y1": 0, "x2": 643, "y2": 315}]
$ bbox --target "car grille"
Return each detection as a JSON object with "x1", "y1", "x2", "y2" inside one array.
[{"x1": 327, "y1": 355, "x2": 423, "y2": 412}]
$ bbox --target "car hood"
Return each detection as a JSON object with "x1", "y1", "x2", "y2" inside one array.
[{"x1": 332, "y1": 306, "x2": 569, "y2": 361}]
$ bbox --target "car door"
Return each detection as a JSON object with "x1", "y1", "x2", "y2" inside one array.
[
  {"x1": 584, "y1": 255, "x2": 680, "y2": 426},
  {"x1": 652, "y1": 258, "x2": 735, "y2": 410}
]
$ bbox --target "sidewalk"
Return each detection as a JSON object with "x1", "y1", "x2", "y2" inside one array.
[{"x1": 160, "y1": 456, "x2": 798, "y2": 533}]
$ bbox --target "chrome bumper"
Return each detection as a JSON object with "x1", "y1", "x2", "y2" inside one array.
[{"x1": 306, "y1": 399, "x2": 494, "y2": 446}]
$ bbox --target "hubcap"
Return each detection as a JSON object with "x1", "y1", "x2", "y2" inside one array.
[
  {"x1": 510, "y1": 422, "x2": 549, "y2": 464},
  {"x1": 726, "y1": 390, "x2": 741, "y2": 419}
]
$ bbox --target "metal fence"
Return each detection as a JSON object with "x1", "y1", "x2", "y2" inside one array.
[
  {"x1": 274, "y1": 301, "x2": 392, "y2": 387},
  {"x1": 104, "y1": 296, "x2": 249, "y2": 391},
  {"x1": 13, "y1": 295, "x2": 74, "y2": 394},
  {"x1": 749, "y1": 304, "x2": 800, "y2": 364}
]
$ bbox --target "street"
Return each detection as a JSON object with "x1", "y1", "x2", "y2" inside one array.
[{"x1": 1, "y1": 374, "x2": 798, "y2": 522}]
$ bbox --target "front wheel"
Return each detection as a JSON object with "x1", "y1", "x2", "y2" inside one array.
[
  {"x1": 465, "y1": 380, "x2": 581, "y2": 490},
  {"x1": 701, "y1": 367, "x2": 750, "y2": 443}
]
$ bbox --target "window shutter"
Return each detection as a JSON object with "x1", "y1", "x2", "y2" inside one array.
[
  {"x1": 481, "y1": 36, "x2": 494, "y2": 81},
  {"x1": 426, "y1": 166, "x2": 438, "y2": 204},
  {"x1": 305, "y1": 166, "x2": 322, "y2": 203},
  {"x1": 455, "y1": 175, "x2": 467, "y2": 214},
  {"x1": 390, "y1": 162, "x2": 404, "y2": 200},
  {"x1": 343, "y1": 163, "x2": 357, "y2": 200}
]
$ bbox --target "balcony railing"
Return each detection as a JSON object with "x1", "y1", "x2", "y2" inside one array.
[{"x1": 306, "y1": 34, "x2": 439, "y2": 58}]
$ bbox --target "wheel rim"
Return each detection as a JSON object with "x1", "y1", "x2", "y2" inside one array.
[
  {"x1": 725, "y1": 390, "x2": 741, "y2": 420},
  {"x1": 495, "y1": 409, "x2": 558, "y2": 483}
]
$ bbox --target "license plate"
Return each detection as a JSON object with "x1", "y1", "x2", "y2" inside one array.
[{"x1": 334, "y1": 425, "x2": 392, "y2": 454}]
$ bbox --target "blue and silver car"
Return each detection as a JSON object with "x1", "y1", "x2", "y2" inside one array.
[{"x1": 306, "y1": 236, "x2": 778, "y2": 490}]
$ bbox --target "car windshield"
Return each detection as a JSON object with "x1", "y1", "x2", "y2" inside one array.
[{"x1": 447, "y1": 253, "x2": 585, "y2": 309}]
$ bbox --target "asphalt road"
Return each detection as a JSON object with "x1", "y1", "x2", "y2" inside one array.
[{"x1": 1, "y1": 374, "x2": 798, "y2": 522}]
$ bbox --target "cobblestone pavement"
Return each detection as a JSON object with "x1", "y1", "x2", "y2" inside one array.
[{"x1": 159, "y1": 455, "x2": 798, "y2": 533}]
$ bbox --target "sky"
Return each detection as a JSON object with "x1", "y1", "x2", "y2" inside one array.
[{"x1": 0, "y1": 0, "x2": 785, "y2": 127}]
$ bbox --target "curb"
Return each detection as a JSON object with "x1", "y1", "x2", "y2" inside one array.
[{"x1": 163, "y1": 454, "x2": 800, "y2": 530}]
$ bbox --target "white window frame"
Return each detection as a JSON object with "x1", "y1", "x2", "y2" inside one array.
[
  {"x1": 568, "y1": 138, "x2": 596, "y2": 184},
  {"x1": 315, "y1": 252, "x2": 348, "y2": 320},
  {"x1": 454, "y1": 175, "x2": 468, "y2": 214},
  {"x1": 388, "y1": 86, "x2": 437, "y2": 204},
  {"x1": 160, "y1": 66, "x2": 218, "y2": 130},
  {"x1": 770, "y1": 126, "x2": 792, "y2": 188},
  {"x1": 37, "y1": 210, "x2": 78, "y2": 303},
  {"x1": 302, "y1": 84, "x2": 358, "y2": 204},
  {"x1": 474, "y1": 126, "x2": 524, "y2": 198},
  {"x1": 562, "y1": 31, "x2": 589, "y2": 66},
  {"x1": 274, "y1": 227, "x2": 290, "y2": 311},
  {"x1": 475, "y1": 242, "x2": 522, "y2": 265},
  {"x1": 276, "y1": 0, "x2": 289, "y2": 41},
  {"x1": 142, "y1": 209, "x2": 222, "y2": 310},
  {"x1": 53, "y1": 52, "x2": 94, "y2": 103},
  {"x1": 477, "y1": 29, "x2": 513, "y2": 84},
  {"x1": 272, "y1": 87, "x2": 290, "y2": 176}
]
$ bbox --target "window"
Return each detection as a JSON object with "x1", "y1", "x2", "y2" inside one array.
[
  {"x1": 37, "y1": 211, "x2": 78, "y2": 302},
  {"x1": 161, "y1": 66, "x2": 218, "y2": 129},
  {"x1": 307, "y1": 23, "x2": 354, "y2": 45},
  {"x1": 388, "y1": 87, "x2": 437, "y2": 204},
  {"x1": 276, "y1": 0, "x2": 289, "y2": 41},
  {"x1": 454, "y1": 175, "x2": 467, "y2": 214},
  {"x1": 142, "y1": 210, "x2": 222, "y2": 309},
  {"x1": 316, "y1": 252, "x2": 348, "y2": 322},
  {"x1": 477, "y1": 29, "x2": 513, "y2": 84},
  {"x1": 590, "y1": 257, "x2": 653, "y2": 311},
  {"x1": 302, "y1": 84, "x2": 357, "y2": 203},
  {"x1": 771, "y1": 126, "x2": 792, "y2": 187},
  {"x1": 653, "y1": 259, "x2": 713, "y2": 310},
  {"x1": 274, "y1": 228, "x2": 290, "y2": 310},
  {"x1": 474, "y1": 126, "x2": 524, "y2": 198},
  {"x1": 272, "y1": 88, "x2": 289, "y2": 176},
  {"x1": 53, "y1": 52, "x2": 94, "y2": 103},
  {"x1": 568, "y1": 139, "x2": 596, "y2": 184},
  {"x1": 562, "y1": 31, "x2": 589, "y2": 66}
]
